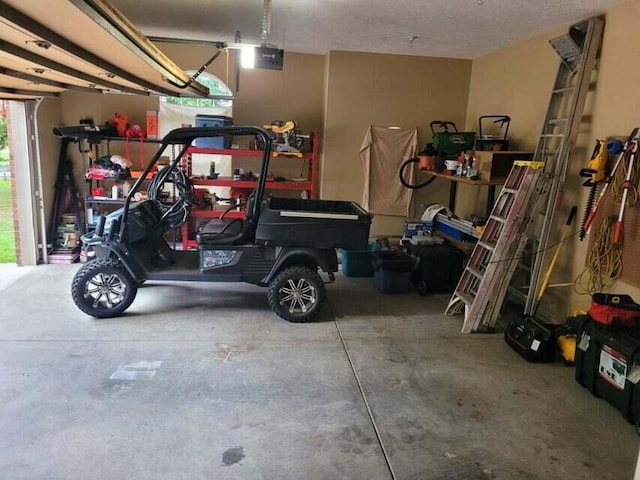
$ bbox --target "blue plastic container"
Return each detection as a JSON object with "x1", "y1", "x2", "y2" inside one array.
[
  {"x1": 340, "y1": 243, "x2": 380, "y2": 277},
  {"x1": 194, "y1": 115, "x2": 233, "y2": 148}
]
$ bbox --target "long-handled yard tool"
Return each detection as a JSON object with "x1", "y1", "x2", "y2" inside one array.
[
  {"x1": 579, "y1": 139, "x2": 607, "y2": 240},
  {"x1": 583, "y1": 127, "x2": 640, "y2": 235}
]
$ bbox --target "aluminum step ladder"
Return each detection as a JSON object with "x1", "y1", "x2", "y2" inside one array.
[{"x1": 445, "y1": 162, "x2": 544, "y2": 333}]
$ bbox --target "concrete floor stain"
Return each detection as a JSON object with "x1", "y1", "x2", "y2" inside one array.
[{"x1": 222, "y1": 446, "x2": 245, "y2": 466}]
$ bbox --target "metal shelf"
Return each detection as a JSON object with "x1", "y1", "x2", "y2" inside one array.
[
  {"x1": 192, "y1": 177, "x2": 312, "y2": 190},
  {"x1": 190, "y1": 208, "x2": 245, "y2": 219},
  {"x1": 85, "y1": 197, "x2": 126, "y2": 204},
  {"x1": 187, "y1": 146, "x2": 313, "y2": 159}
]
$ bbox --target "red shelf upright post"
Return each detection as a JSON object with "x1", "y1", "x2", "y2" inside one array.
[{"x1": 310, "y1": 131, "x2": 319, "y2": 199}]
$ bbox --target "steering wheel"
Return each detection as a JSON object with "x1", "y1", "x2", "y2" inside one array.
[{"x1": 148, "y1": 166, "x2": 196, "y2": 229}]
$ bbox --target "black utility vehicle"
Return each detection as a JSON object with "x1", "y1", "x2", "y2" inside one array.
[{"x1": 65, "y1": 126, "x2": 371, "y2": 322}]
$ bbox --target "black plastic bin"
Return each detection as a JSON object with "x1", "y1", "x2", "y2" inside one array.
[
  {"x1": 404, "y1": 244, "x2": 465, "y2": 294},
  {"x1": 371, "y1": 250, "x2": 415, "y2": 294},
  {"x1": 575, "y1": 319, "x2": 640, "y2": 426}
]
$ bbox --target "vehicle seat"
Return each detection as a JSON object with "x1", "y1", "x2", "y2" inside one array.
[{"x1": 196, "y1": 192, "x2": 256, "y2": 246}]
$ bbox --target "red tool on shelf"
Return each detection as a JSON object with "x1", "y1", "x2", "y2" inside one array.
[{"x1": 583, "y1": 127, "x2": 639, "y2": 244}]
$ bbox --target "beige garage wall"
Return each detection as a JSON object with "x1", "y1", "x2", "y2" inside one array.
[
  {"x1": 322, "y1": 51, "x2": 472, "y2": 236},
  {"x1": 466, "y1": 0, "x2": 640, "y2": 315}
]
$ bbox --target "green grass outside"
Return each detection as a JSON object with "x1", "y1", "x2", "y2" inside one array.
[
  {"x1": 0, "y1": 179, "x2": 16, "y2": 263},
  {"x1": 0, "y1": 147, "x2": 9, "y2": 165}
]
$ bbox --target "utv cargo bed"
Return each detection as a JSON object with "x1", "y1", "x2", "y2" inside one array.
[{"x1": 256, "y1": 197, "x2": 371, "y2": 250}]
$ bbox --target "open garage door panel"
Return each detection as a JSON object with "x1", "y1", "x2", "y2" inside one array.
[{"x1": 0, "y1": 0, "x2": 210, "y2": 99}]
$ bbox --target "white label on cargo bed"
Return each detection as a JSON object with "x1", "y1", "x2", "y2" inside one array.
[{"x1": 279, "y1": 211, "x2": 359, "y2": 220}]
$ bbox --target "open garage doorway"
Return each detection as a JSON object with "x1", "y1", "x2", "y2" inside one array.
[{"x1": 0, "y1": 100, "x2": 17, "y2": 263}]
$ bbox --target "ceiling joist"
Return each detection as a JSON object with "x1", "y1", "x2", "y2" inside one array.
[
  {"x1": 0, "y1": 0, "x2": 213, "y2": 100},
  {"x1": 0, "y1": 39, "x2": 149, "y2": 95},
  {"x1": 0, "y1": 67, "x2": 98, "y2": 94},
  {"x1": 69, "y1": 0, "x2": 209, "y2": 96},
  {"x1": 0, "y1": 2, "x2": 194, "y2": 97},
  {"x1": 0, "y1": 86, "x2": 58, "y2": 97}
]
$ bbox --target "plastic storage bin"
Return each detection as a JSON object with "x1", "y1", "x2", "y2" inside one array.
[
  {"x1": 371, "y1": 250, "x2": 415, "y2": 294},
  {"x1": 340, "y1": 243, "x2": 380, "y2": 277},
  {"x1": 194, "y1": 115, "x2": 233, "y2": 148},
  {"x1": 575, "y1": 319, "x2": 640, "y2": 425}
]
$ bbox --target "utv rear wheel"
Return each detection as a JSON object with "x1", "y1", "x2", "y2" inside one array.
[
  {"x1": 268, "y1": 266, "x2": 325, "y2": 323},
  {"x1": 71, "y1": 258, "x2": 138, "y2": 318}
]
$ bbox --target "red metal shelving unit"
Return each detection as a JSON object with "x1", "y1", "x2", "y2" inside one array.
[
  {"x1": 191, "y1": 177, "x2": 312, "y2": 191},
  {"x1": 181, "y1": 131, "x2": 320, "y2": 249}
]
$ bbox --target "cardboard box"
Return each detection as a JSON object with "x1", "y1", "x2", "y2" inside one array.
[
  {"x1": 475, "y1": 151, "x2": 533, "y2": 181},
  {"x1": 403, "y1": 220, "x2": 433, "y2": 238}
]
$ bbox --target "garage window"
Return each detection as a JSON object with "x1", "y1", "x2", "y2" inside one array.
[{"x1": 158, "y1": 72, "x2": 233, "y2": 137}]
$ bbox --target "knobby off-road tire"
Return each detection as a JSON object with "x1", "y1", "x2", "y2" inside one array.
[
  {"x1": 267, "y1": 266, "x2": 325, "y2": 323},
  {"x1": 71, "y1": 258, "x2": 138, "y2": 318}
]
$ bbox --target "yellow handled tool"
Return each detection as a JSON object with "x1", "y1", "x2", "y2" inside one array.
[{"x1": 531, "y1": 206, "x2": 578, "y2": 316}]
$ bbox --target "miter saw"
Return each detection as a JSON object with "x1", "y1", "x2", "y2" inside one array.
[{"x1": 257, "y1": 120, "x2": 310, "y2": 156}]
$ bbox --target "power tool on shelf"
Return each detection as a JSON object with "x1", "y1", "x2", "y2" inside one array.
[{"x1": 257, "y1": 120, "x2": 310, "y2": 156}]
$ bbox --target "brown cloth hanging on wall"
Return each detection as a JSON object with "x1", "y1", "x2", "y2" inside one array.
[{"x1": 360, "y1": 126, "x2": 418, "y2": 216}]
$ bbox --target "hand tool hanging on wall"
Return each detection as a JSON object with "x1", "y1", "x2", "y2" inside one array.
[
  {"x1": 583, "y1": 128, "x2": 640, "y2": 240},
  {"x1": 579, "y1": 139, "x2": 607, "y2": 240},
  {"x1": 613, "y1": 135, "x2": 639, "y2": 244}
]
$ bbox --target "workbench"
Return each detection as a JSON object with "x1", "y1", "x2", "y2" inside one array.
[
  {"x1": 426, "y1": 171, "x2": 506, "y2": 218},
  {"x1": 424, "y1": 151, "x2": 534, "y2": 217}
]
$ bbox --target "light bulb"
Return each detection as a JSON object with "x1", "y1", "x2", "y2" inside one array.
[{"x1": 241, "y1": 46, "x2": 256, "y2": 69}]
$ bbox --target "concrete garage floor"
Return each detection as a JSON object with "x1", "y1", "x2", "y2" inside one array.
[{"x1": 0, "y1": 264, "x2": 638, "y2": 480}]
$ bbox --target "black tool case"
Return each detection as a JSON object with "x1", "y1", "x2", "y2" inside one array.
[
  {"x1": 504, "y1": 316, "x2": 557, "y2": 363},
  {"x1": 371, "y1": 250, "x2": 415, "y2": 294},
  {"x1": 575, "y1": 319, "x2": 640, "y2": 425},
  {"x1": 404, "y1": 244, "x2": 465, "y2": 295},
  {"x1": 255, "y1": 197, "x2": 372, "y2": 250}
]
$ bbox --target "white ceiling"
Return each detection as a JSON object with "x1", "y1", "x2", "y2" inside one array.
[{"x1": 111, "y1": 0, "x2": 623, "y2": 59}]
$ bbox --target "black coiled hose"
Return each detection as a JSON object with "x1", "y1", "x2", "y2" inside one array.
[
  {"x1": 399, "y1": 157, "x2": 437, "y2": 189},
  {"x1": 148, "y1": 166, "x2": 193, "y2": 229}
]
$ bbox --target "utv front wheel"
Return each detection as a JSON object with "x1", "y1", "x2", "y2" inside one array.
[
  {"x1": 268, "y1": 266, "x2": 325, "y2": 322},
  {"x1": 71, "y1": 258, "x2": 138, "y2": 318}
]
